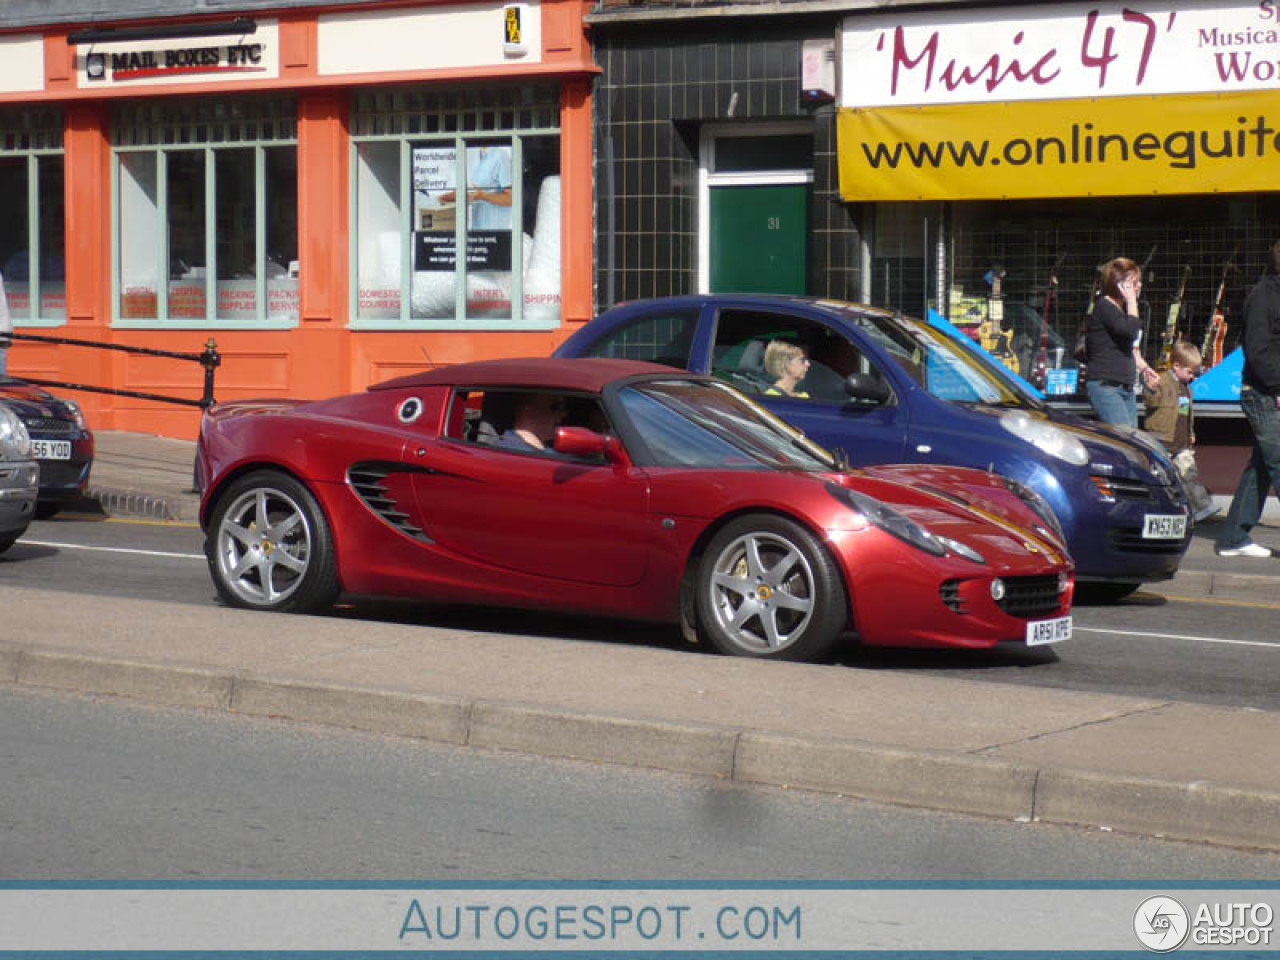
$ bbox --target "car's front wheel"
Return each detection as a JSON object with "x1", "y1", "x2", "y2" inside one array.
[
  {"x1": 695, "y1": 514, "x2": 848, "y2": 661},
  {"x1": 205, "y1": 470, "x2": 339, "y2": 613}
]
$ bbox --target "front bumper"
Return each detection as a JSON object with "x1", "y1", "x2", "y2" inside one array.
[
  {"x1": 1065, "y1": 482, "x2": 1191, "y2": 584},
  {"x1": 31, "y1": 432, "x2": 94, "y2": 503},
  {"x1": 0, "y1": 460, "x2": 39, "y2": 533}
]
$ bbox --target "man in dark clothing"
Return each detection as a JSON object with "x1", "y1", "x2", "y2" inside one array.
[{"x1": 1215, "y1": 240, "x2": 1280, "y2": 558}]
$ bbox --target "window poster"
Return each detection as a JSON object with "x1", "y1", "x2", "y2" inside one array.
[{"x1": 412, "y1": 145, "x2": 513, "y2": 272}]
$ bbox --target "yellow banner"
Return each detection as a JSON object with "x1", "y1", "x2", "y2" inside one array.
[{"x1": 838, "y1": 89, "x2": 1280, "y2": 202}]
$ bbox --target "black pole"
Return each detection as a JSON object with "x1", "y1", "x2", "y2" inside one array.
[{"x1": 199, "y1": 338, "x2": 221, "y2": 409}]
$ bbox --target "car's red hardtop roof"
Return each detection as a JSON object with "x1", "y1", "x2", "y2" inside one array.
[{"x1": 370, "y1": 357, "x2": 687, "y2": 393}]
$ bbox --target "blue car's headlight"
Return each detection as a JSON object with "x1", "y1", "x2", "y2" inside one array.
[
  {"x1": 999, "y1": 410, "x2": 1089, "y2": 466},
  {"x1": 827, "y1": 482, "x2": 968, "y2": 559},
  {"x1": 62, "y1": 398, "x2": 88, "y2": 431}
]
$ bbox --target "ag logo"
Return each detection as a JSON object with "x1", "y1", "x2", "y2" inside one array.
[{"x1": 1134, "y1": 896, "x2": 1190, "y2": 952}]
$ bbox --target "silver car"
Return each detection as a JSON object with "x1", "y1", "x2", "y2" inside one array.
[{"x1": 0, "y1": 403, "x2": 38, "y2": 554}]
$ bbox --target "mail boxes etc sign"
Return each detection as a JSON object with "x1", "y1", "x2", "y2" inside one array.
[
  {"x1": 79, "y1": 27, "x2": 278, "y2": 86},
  {"x1": 837, "y1": 0, "x2": 1280, "y2": 201},
  {"x1": 87, "y1": 44, "x2": 265, "y2": 81}
]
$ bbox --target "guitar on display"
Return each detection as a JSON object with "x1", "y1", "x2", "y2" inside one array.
[
  {"x1": 1158, "y1": 264, "x2": 1192, "y2": 370},
  {"x1": 1202, "y1": 246, "x2": 1238, "y2": 369},
  {"x1": 978, "y1": 266, "x2": 1018, "y2": 372}
]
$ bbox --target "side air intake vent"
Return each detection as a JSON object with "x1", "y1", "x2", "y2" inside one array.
[{"x1": 348, "y1": 462, "x2": 432, "y2": 542}]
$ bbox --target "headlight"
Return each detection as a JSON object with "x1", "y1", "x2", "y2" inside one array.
[
  {"x1": 999, "y1": 410, "x2": 1089, "y2": 466},
  {"x1": 1001, "y1": 476, "x2": 1066, "y2": 543},
  {"x1": 0, "y1": 405, "x2": 32, "y2": 461},
  {"x1": 62, "y1": 398, "x2": 88, "y2": 431},
  {"x1": 828, "y1": 483, "x2": 946, "y2": 557}
]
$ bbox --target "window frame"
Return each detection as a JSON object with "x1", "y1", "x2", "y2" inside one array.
[
  {"x1": 348, "y1": 86, "x2": 561, "y2": 332},
  {"x1": 0, "y1": 110, "x2": 66, "y2": 328},
  {"x1": 109, "y1": 99, "x2": 298, "y2": 330}
]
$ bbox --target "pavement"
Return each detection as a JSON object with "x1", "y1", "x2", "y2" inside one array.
[{"x1": 3, "y1": 429, "x2": 1280, "y2": 853}]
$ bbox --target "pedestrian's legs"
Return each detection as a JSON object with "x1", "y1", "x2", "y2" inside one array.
[
  {"x1": 1086, "y1": 380, "x2": 1137, "y2": 427},
  {"x1": 1216, "y1": 387, "x2": 1280, "y2": 550},
  {"x1": 1218, "y1": 453, "x2": 1262, "y2": 550}
]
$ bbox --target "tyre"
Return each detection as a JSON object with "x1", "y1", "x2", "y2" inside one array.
[
  {"x1": 205, "y1": 470, "x2": 339, "y2": 613},
  {"x1": 695, "y1": 514, "x2": 848, "y2": 661},
  {"x1": 34, "y1": 503, "x2": 61, "y2": 521},
  {"x1": 1077, "y1": 581, "x2": 1140, "y2": 604},
  {"x1": 0, "y1": 531, "x2": 18, "y2": 555}
]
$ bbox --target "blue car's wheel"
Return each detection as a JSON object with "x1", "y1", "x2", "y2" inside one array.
[
  {"x1": 696, "y1": 514, "x2": 847, "y2": 661},
  {"x1": 206, "y1": 470, "x2": 339, "y2": 613}
]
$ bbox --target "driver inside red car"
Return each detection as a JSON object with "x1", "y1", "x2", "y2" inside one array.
[{"x1": 496, "y1": 392, "x2": 568, "y2": 453}]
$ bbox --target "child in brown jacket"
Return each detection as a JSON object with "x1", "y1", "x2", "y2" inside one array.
[{"x1": 1144, "y1": 341, "x2": 1217, "y2": 521}]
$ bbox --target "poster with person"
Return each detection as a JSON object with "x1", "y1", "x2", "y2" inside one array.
[{"x1": 412, "y1": 145, "x2": 512, "y2": 274}]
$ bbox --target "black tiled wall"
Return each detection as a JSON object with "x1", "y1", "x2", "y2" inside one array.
[{"x1": 593, "y1": 21, "x2": 863, "y2": 310}]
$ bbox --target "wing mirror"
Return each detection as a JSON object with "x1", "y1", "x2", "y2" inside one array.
[
  {"x1": 554, "y1": 426, "x2": 629, "y2": 465},
  {"x1": 844, "y1": 372, "x2": 892, "y2": 404}
]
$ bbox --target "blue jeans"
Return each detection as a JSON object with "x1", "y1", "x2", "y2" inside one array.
[
  {"x1": 1087, "y1": 379, "x2": 1138, "y2": 427},
  {"x1": 1217, "y1": 386, "x2": 1280, "y2": 550}
]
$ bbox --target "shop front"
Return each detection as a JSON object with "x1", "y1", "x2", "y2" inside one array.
[
  {"x1": 0, "y1": 0, "x2": 595, "y2": 438},
  {"x1": 836, "y1": 0, "x2": 1280, "y2": 489},
  {"x1": 837, "y1": 1, "x2": 1280, "y2": 386}
]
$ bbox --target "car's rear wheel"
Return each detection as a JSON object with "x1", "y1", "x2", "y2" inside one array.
[
  {"x1": 0, "y1": 532, "x2": 18, "y2": 554},
  {"x1": 206, "y1": 470, "x2": 339, "y2": 613},
  {"x1": 695, "y1": 514, "x2": 848, "y2": 661}
]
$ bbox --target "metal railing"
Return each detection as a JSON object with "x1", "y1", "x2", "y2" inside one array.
[{"x1": 0, "y1": 333, "x2": 221, "y2": 409}]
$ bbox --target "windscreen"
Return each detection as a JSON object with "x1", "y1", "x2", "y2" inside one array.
[
  {"x1": 838, "y1": 307, "x2": 1032, "y2": 407},
  {"x1": 618, "y1": 379, "x2": 836, "y2": 471}
]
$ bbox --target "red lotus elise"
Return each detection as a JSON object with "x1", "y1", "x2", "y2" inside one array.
[{"x1": 198, "y1": 358, "x2": 1074, "y2": 661}]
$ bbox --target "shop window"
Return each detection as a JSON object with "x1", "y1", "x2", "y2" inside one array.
[
  {"x1": 351, "y1": 86, "x2": 561, "y2": 330},
  {"x1": 113, "y1": 97, "x2": 298, "y2": 327},
  {"x1": 0, "y1": 109, "x2": 66, "y2": 326}
]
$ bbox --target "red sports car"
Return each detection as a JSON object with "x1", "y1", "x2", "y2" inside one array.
[{"x1": 197, "y1": 358, "x2": 1074, "y2": 661}]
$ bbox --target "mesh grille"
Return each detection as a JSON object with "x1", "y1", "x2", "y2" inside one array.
[
  {"x1": 20, "y1": 417, "x2": 78, "y2": 437},
  {"x1": 995, "y1": 575, "x2": 1063, "y2": 618},
  {"x1": 1108, "y1": 527, "x2": 1189, "y2": 554}
]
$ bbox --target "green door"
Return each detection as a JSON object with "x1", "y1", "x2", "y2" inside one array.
[{"x1": 709, "y1": 184, "x2": 808, "y2": 294}]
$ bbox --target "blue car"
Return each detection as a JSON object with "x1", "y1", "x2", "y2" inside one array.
[{"x1": 555, "y1": 294, "x2": 1190, "y2": 600}]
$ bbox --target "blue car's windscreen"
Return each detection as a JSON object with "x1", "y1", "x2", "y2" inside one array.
[
  {"x1": 840, "y1": 308, "x2": 1027, "y2": 406},
  {"x1": 619, "y1": 380, "x2": 835, "y2": 471}
]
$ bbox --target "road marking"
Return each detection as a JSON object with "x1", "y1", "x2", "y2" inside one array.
[
  {"x1": 21, "y1": 540, "x2": 205, "y2": 561},
  {"x1": 1075, "y1": 626, "x2": 1280, "y2": 649},
  {"x1": 1149, "y1": 591, "x2": 1280, "y2": 611},
  {"x1": 60, "y1": 512, "x2": 199, "y2": 528}
]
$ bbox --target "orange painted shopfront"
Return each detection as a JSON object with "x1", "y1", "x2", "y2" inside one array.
[{"x1": 0, "y1": 1, "x2": 596, "y2": 439}]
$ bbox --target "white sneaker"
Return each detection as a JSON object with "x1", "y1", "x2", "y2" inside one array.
[{"x1": 1216, "y1": 541, "x2": 1273, "y2": 558}]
